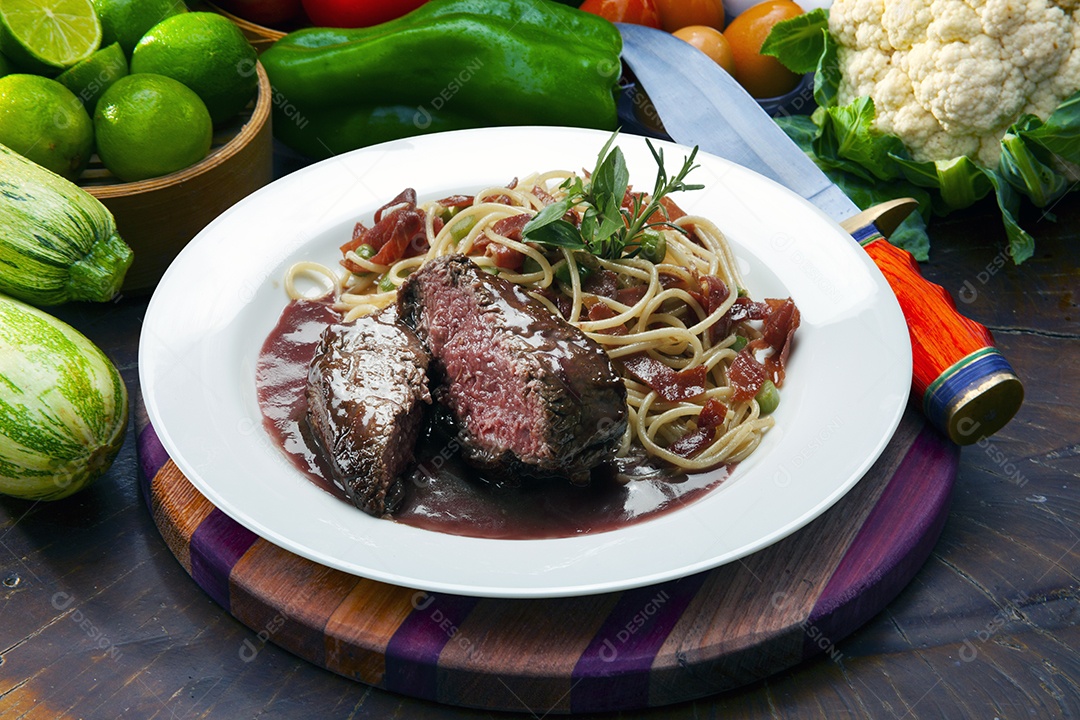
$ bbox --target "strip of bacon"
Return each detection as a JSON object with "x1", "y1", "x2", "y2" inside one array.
[
  {"x1": 436, "y1": 194, "x2": 473, "y2": 208},
  {"x1": 658, "y1": 271, "x2": 685, "y2": 289},
  {"x1": 622, "y1": 354, "x2": 707, "y2": 402},
  {"x1": 369, "y1": 209, "x2": 425, "y2": 266},
  {"x1": 472, "y1": 215, "x2": 529, "y2": 270},
  {"x1": 341, "y1": 223, "x2": 369, "y2": 254},
  {"x1": 374, "y1": 188, "x2": 417, "y2": 223},
  {"x1": 659, "y1": 196, "x2": 687, "y2": 222},
  {"x1": 531, "y1": 185, "x2": 557, "y2": 206},
  {"x1": 729, "y1": 346, "x2": 767, "y2": 403},
  {"x1": 668, "y1": 398, "x2": 728, "y2": 458},
  {"x1": 581, "y1": 267, "x2": 619, "y2": 299},
  {"x1": 491, "y1": 213, "x2": 530, "y2": 242},
  {"x1": 687, "y1": 275, "x2": 729, "y2": 316},
  {"x1": 616, "y1": 285, "x2": 648, "y2": 306},
  {"x1": 340, "y1": 188, "x2": 420, "y2": 256},
  {"x1": 484, "y1": 178, "x2": 518, "y2": 206},
  {"x1": 712, "y1": 295, "x2": 771, "y2": 341},
  {"x1": 645, "y1": 195, "x2": 689, "y2": 226},
  {"x1": 586, "y1": 301, "x2": 628, "y2": 335},
  {"x1": 403, "y1": 216, "x2": 433, "y2": 259},
  {"x1": 761, "y1": 298, "x2": 800, "y2": 386}
]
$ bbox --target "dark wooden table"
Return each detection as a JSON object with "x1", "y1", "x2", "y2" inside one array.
[{"x1": 2, "y1": 193, "x2": 1078, "y2": 718}]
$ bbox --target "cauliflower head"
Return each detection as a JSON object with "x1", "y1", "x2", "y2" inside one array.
[{"x1": 829, "y1": 0, "x2": 1080, "y2": 166}]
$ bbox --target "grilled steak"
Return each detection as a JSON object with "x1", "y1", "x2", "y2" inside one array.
[
  {"x1": 306, "y1": 306, "x2": 430, "y2": 516},
  {"x1": 398, "y1": 254, "x2": 627, "y2": 484}
]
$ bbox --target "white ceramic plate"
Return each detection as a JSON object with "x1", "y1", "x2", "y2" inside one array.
[{"x1": 140, "y1": 126, "x2": 911, "y2": 599}]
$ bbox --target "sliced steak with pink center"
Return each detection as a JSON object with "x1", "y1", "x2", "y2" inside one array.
[
  {"x1": 398, "y1": 254, "x2": 627, "y2": 483},
  {"x1": 306, "y1": 306, "x2": 431, "y2": 516}
]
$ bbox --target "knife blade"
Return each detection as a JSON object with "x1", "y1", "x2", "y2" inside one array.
[{"x1": 617, "y1": 23, "x2": 1022, "y2": 445}]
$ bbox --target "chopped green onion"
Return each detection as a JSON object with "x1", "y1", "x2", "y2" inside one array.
[
  {"x1": 635, "y1": 230, "x2": 667, "y2": 263},
  {"x1": 731, "y1": 335, "x2": 748, "y2": 352},
  {"x1": 449, "y1": 214, "x2": 478, "y2": 243},
  {"x1": 355, "y1": 243, "x2": 376, "y2": 260},
  {"x1": 378, "y1": 274, "x2": 396, "y2": 292}
]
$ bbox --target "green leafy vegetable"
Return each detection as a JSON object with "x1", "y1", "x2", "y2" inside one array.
[
  {"x1": 760, "y1": 9, "x2": 840, "y2": 109},
  {"x1": 1017, "y1": 92, "x2": 1080, "y2": 163},
  {"x1": 998, "y1": 128, "x2": 1070, "y2": 209},
  {"x1": 813, "y1": 97, "x2": 909, "y2": 182},
  {"x1": 764, "y1": 9, "x2": 1080, "y2": 263},
  {"x1": 893, "y1": 155, "x2": 993, "y2": 213},
  {"x1": 812, "y1": 30, "x2": 841, "y2": 112},
  {"x1": 774, "y1": 113, "x2": 817, "y2": 149},
  {"x1": 775, "y1": 114, "x2": 933, "y2": 260},
  {"x1": 984, "y1": 168, "x2": 1036, "y2": 263},
  {"x1": 760, "y1": 9, "x2": 829, "y2": 74},
  {"x1": 522, "y1": 131, "x2": 703, "y2": 259}
]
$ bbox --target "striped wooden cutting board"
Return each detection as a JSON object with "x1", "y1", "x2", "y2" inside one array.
[{"x1": 136, "y1": 398, "x2": 957, "y2": 713}]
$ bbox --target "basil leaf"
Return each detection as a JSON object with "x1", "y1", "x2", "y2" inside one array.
[
  {"x1": 592, "y1": 144, "x2": 630, "y2": 209},
  {"x1": 523, "y1": 196, "x2": 576, "y2": 234},
  {"x1": 522, "y1": 218, "x2": 585, "y2": 249}
]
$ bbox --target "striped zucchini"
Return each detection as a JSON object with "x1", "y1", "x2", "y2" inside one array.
[
  {"x1": 0, "y1": 142, "x2": 133, "y2": 306},
  {"x1": 0, "y1": 295, "x2": 128, "y2": 501}
]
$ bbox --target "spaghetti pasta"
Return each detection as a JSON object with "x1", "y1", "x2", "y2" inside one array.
[{"x1": 285, "y1": 168, "x2": 798, "y2": 472}]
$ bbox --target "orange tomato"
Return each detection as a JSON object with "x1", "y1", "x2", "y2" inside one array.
[
  {"x1": 578, "y1": 0, "x2": 663, "y2": 28},
  {"x1": 673, "y1": 26, "x2": 736, "y2": 76},
  {"x1": 723, "y1": 0, "x2": 803, "y2": 98},
  {"x1": 655, "y1": 0, "x2": 725, "y2": 32}
]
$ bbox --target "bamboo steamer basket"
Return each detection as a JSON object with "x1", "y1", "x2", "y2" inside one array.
[{"x1": 81, "y1": 62, "x2": 274, "y2": 294}]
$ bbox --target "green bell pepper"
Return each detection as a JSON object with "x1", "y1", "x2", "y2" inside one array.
[{"x1": 261, "y1": 0, "x2": 623, "y2": 159}]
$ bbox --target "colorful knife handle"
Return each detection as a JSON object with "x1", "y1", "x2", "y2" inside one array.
[{"x1": 849, "y1": 219, "x2": 1024, "y2": 445}]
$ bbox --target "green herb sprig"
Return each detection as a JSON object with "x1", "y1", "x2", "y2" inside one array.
[{"x1": 521, "y1": 132, "x2": 704, "y2": 260}]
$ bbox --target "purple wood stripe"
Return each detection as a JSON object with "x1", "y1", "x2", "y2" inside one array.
[
  {"x1": 190, "y1": 509, "x2": 260, "y2": 613},
  {"x1": 803, "y1": 425, "x2": 958, "y2": 658},
  {"x1": 570, "y1": 573, "x2": 709, "y2": 712},
  {"x1": 383, "y1": 592, "x2": 480, "y2": 700},
  {"x1": 137, "y1": 423, "x2": 169, "y2": 485}
]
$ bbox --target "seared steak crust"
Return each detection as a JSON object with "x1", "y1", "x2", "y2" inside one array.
[
  {"x1": 306, "y1": 307, "x2": 430, "y2": 516},
  {"x1": 398, "y1": 254, "x2": 627, "y2": 483}
]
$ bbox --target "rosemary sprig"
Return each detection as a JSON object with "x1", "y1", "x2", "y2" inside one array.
[{"x1": 521, "y1": 131, "x2": 704, "y2": 260}]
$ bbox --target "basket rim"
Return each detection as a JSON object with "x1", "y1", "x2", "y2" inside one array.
[
  {"x1": 85, "y1": 61, "x2": 273, "y2": 199},
  {"x1": 203, "y1": 2, "x2": 289, "y2": 41}
]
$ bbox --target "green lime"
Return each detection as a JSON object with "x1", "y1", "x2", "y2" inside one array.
[
  {"x1": 131, "y1": 12, "x2": 257, "y2": 126},
  {"x1": 91, "y1": 0, "x2": 187, "y2": 57},
  {"x1": 0, "y1": 0, "x2": 102, "y2": 75},
  {"x1": 57, "y1": 42, "x2": 128, "y2": 113},
  {"x1": 0, "y1": 74, "x2": 93, "y2": 180},
  {"x1": 94, "y1": 73, "x2": 212, "y2": 182}
]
